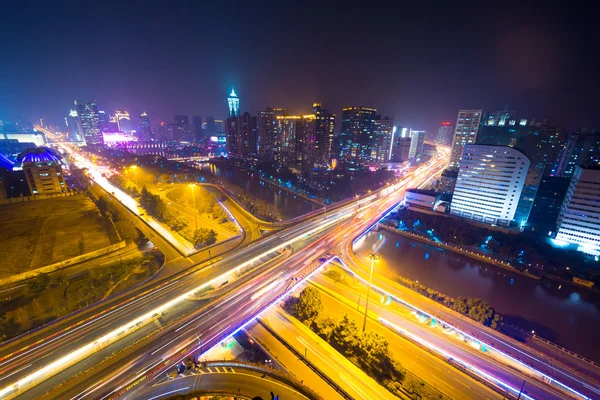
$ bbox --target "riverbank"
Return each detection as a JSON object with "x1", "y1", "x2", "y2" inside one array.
[
  {"x1": 354, "y1": 228, "x2": 600, "y2": 363},
  {"x1": 377, "y1": 224, "x2": 541, "y2": 280}
]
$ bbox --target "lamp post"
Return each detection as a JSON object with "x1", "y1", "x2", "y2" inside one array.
[
  {"x1": 189, "y1": 183, "x2": 197, "y2": 230},
  {"x1": 363, "y1": 252, "x2": 379, "y2": 332}
]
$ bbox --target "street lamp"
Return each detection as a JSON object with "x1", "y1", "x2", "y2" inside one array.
[
  {"x1": 189, "y1": 183, "x2": 197, "y2": 230},
  {"x1": 363, "y1": 252, "x2": 379, "y2": 331},
  {"x1": 130, "y1": 165, "x2": 138, "y2": 187}
]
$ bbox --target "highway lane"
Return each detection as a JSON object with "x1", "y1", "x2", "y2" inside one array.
[
  {"x1": 260, "y1": 309, "x2": 393, "y2": 400},
  {"x1": 0, "y1": 151, "x2": 447, "y2": 398},
  {"x1": 133, "y1": 366, "x2": 312, "y2": 400},
  {"x1": 246, "y1": 320, "x2": 345, "y2": 400},
  {"x1": 306, "y1": 276, "x2": 503, "y2": 400},
  {"x1": 310, "y1": 273, "x2": 566, "y2": 400},
  {"x1": 38, "y1": 226, "x2": 348, "y2": 400},
  {"x1": 45, "y1": 157, "x2": 448, "y2": 399},
  {"x1": 0, "y1": 197, "x2": 361, "y2": 398},
  {"x1": 341, "y1": 240, "x2": 600, "y2": 400}
]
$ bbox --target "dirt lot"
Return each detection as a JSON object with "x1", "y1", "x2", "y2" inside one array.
[{"x1": 0, "y1": 194, "x2": 117, "y2": 278}]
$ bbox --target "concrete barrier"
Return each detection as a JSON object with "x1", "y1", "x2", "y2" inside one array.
[{"x1": 0, "y1": 241, "x2": 127, "y2": 287}]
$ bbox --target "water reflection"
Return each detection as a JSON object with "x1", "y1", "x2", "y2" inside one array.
[
  {"x1": 354, "y1": 230, "x2": 600, "y2": 361},
  {"x1": 199, "y1": 165, "x2": 317, "y2": 220}
]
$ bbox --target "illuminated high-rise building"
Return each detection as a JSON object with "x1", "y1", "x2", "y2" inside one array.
[
  {"x1": 340, "y1": 106, "x2": 377, "y2": 161},
  {"x1": 555, "y1": 166, "x2": 600, "y2": 255},
  {"x1": 451, "y1": 145, "x2": 529, "y2": 226},
  {"x1": 449, "y1": 109, "x2": 483, "y2": 168},
  {"x1": 408, "y1": 130, "x2": 425, "y2": 160},
  {"x1": 75, "y1": 99, "x2": 102, "y2": 145},
  {"x1": 173, "y1": 115, "x2": 190, "y2": 141},
  {"x1": 372, "y1": 118, "x2": 394, "y2": 162},
  {"x1": 226, "y1": 112, "x2": 257, "y2": 157},
  {"x1": 275, "y1": 115, "x2": 301, "y2": 168},
  {"x1": 66, "y1": 109, "x2": 84, "y2": 142},
  {"x1": 312, "y1": 103, "x2": 335, "y2": 167},
  {"x1": 115, "y1": 110, "x2": 132, "y2": 133},
  {"x1": 258, "y1": 108, "x2": 277, "y2": 159},
  {"x1": 228, "y1": 89, "x2": 240, "y2": 118},
  {"x1": 435, "y1": 122, "x2": 453, "y2": 146},
  {"x1": 139, "y1": 112, "x2": 152, "y2": 140},
  {"x1": 192, "y1": 116, "x2": 203, "y2": 140}
]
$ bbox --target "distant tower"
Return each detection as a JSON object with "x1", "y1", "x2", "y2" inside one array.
[{"x1": 228, "y1": 89, "x2": 240, "y2": 118}]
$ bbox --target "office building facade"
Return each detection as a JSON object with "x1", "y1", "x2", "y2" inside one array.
[
  {"x1": 75, "y1": 99, "x2": 103, "y2": 145},
  {"x1": 139, "y1": 112, "x2": 152, "y2": 140},
  {"x1": 408, "y1": 130, "x2": 425, "y2": 161},
  {"x1": 451, "y1": 145, "x2": 530, "y2": 226},
  {"x1": 555, "y1": 166, "x2": 600, "y2": 255},
  {"x1": 436, "y1": 122, "x2": 453, "y2": 146},
  {"x1": 372, "y1": 118, "x2": 394, "y2": 162},
  {"x1": 449, "y1": 109, "x2": 483, "y2": 168},
  {"x1": 340, "y1": 106, "x2": 377, "y2": 161}
]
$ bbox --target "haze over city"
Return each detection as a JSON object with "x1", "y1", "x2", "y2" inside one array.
[{"x1": 1, "y1": 2, "x2": 599, "y2": 133}]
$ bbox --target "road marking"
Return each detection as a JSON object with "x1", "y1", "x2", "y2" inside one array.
[
  {"x1": 0, "y1": 364, "x2": 30, "y2": 382},
  {"x1": 147, "y1": 387, "x2": 189, "y2": 400},
  {"x1": 151, "y1": 332, "x2": 187, "y2": 355}
]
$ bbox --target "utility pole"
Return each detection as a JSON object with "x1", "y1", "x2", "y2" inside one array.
[
  {"x1": 363, "y1": 252, "x2": 379, "y2": 331},
  {"x1": 189, "y1": 184, "x2": 197, "y2": 230}
]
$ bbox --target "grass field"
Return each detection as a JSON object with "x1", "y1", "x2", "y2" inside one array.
[{"x1": 0, "y1": 195, "x2": 118, "y2": 278}]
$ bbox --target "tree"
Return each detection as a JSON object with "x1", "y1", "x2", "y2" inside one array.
[
  {"x1": 192, "y1": 228, "x2": 218, "y2": 247},
  {"x1": 358, "y1": 331, "x2": 393, "y2": 378},
  {"x1": 331, "y1": 314, "x2": 360, "y2": 354},
  {"x1": 314, "y1": 315, "x2": 337, "y2": 341},
  {"x1": 115, "y1": 220, "x2": 140, "y2": 243},
  {"x1": 295, "y1": 286, "x2": 323, "y2": 322},
  {"x1": 28, "y1": 273, "x2": 50, "y2": 293}
]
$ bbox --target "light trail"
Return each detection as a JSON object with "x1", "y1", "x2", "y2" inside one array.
[
  {"x1": 0, "y1": 203, "x2": 356, "y2": 399},
  {"x1": 379, "y1": 317, "x2": 537, "y2": 400},
  {"x1": 335, "y1": 258, "x2": 593, "y2": 400}
]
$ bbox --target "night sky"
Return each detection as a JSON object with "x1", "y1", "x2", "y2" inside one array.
[{"x1": 1, "y1": 1, "x2": 598, "y2": 134}]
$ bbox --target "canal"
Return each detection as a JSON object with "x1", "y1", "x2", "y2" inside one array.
[
  {"x1": 353, "y1": 230, "x2": 600, "y2": 362},
  {"x1": 198, "y1": 164, "x2": 317, "y2": 220}
]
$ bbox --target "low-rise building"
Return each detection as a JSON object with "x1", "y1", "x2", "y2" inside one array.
[
  {"x1": 405, "y1": 188, "x2": 440, "y2": 212},
  {"x1": 19, "y1": 147, "x2": 67, "y2": 195}
]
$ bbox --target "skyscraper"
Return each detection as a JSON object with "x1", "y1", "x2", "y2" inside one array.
[
  {"x1": 311, "y1": 103, "x2": 335, "y2": 167},
  {"x1": 192, "y1": 116, "x2": 203, "y2": 140},
  {"x1": 275, "y1": 115, "x2": 301, "y2": 168},
  {"x1": 258, "y1": 107, "x2": 277, "y2": 159},
  {"x1": 555, "y1": 166, "x2": 600, "y2": 255},
  {"x1": 173, "y1": 115, "x2": 190, "y2": 141},
  {"x1": 205, "y1": 116, "x2": 216, "y2": 136},
  {"x1": 228, "y1": 89, "x2": 240, "y2": 118},
  {"x1": 449, "y1": 109, "x2": 483, "y2": 168},
  {"x1": 66, "y1": 109, "x2": 84, "y2": 142},
  {"x1": 408, "y1": 130, "x2": 425, "y2": 161},
  {"x1": 75, "y1": 99, "x2": 103, "y2": 145},
  {"x1": 556, "y1": 131, "x2": 600, "y2": 177},
  {"x1": 435, "y1": 122, "x2": 453, "y2": 146},
  {"x1": 115, "y1": 110, "x2": 132, "y2": 133},
  {"x1": 372, "y1": 118, "x2": 394, "y2": 162},
  {"x1": 139, "y1": 112, "x2": 152, "y2": 140},
  {"x1": 340, "y1": 106, "x2": 377, "y2": 161},
  {"x1": 390, "y1": 136, "x2": 411, "y2": 162},
  {"x1": 226, "y1": 112, "x2": 257, "y2": 157},
  {"x1": 450, "y1": 145, "x2": 529, "y2": 226}
]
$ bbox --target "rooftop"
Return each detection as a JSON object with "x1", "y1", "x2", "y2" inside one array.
[{"x1": 18, "y1": 147, "x2": 61, "y2": 164}]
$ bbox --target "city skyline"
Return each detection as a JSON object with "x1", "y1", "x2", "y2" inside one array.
[{"x1": 1, "y1": 3, "x2": 599, "y2": 134}]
